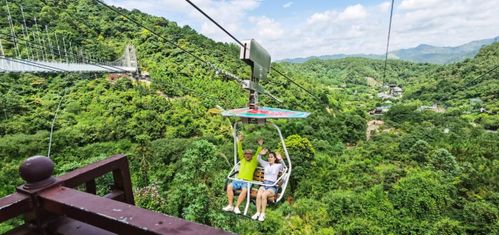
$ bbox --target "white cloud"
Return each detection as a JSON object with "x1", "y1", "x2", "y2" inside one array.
[
  {"x1": 105, "y1": 0, "x2": 190, "y2": 18},
  {"x1": 105, "y1": 0, "x2": 499, "y2": 60},
  {"x1": 399, "y1": 0, "x2": 440, "y2": 10},
  {"x1": 277, "y1": 0, "x2": 499, "y2": 59},
  {"x1": 183, "y1": 0, "x2": 261, "y2": 41},
  {"x1": 106, "y1": 0, "x2": 261, "y2": 42},
  {"x1": 249, "y1": 16, "x2": 284, "y2": 41},
  {"x1": 307, "y1": 10, "x2": 338, "y2": 24},
  {"x1": 283, "y1": 2, "x2": 293, "y2": 8},
  {"x1": 338, "y1": 4, "x2": 368, "y2": 21},
  {"x1": 306, "y1": 4, "x2": 367, "y2": 24},
  {"x1": 378, "y1": 1, "x2": 391, "y2": 12}
]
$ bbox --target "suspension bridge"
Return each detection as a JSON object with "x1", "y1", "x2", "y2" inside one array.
[
  {"x1": 0, "y1": 1, "x2": 139, "y2": 75},
  {"x1": 0, "y1": 44, "x2": 139, "y2": 73}
]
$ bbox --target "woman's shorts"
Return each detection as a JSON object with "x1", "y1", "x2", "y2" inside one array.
[{"x1": 260, "y1": 180, "x2": 277, "y2": 194}]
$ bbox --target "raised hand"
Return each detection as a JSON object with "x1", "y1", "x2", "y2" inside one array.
[
  {"x1": 260, "y1": 148, "x2": 268, "y2": 155},
  {"x1": 276, "y1": 153, "x2": 283, "y2": 160},
  {"x1": 238, "y1": 134, "x2": 244, "y2": 142},
  {"x1": 257, "y1": 138, "x2": 264, "y2": 146}
]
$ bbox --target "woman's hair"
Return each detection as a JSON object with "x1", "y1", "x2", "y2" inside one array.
[{"x1": 268, "y1": 151, "x2": 280, "y2": 163}]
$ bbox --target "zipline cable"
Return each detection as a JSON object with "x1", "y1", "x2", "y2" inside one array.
[
  {"x1": 467, "y1": 63, "x2": 499, "y2": 85},
  {"x1": 382, "y1": 0, "x2": 395, "y2": 81},
  {"x1": 185, "y1": 0, "x2": 245, "y2": 48},
  {"x1": 94, "y1": 0, "x2": 289, "y2": 104},
  {"x1": 94, "y1": 0, "x2": 243, "y2": 83},
  {"x1": 184, "y1": 0, "x2": 325, "y2": 105}
]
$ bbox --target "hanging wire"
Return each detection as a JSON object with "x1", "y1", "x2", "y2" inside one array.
[
  {"x1": 45, "y1": 25, "x2": 55, "y2": 61},
  {"x1": 183, "y1": 0, "x2": 325, "y2": 106},
  {"x1": 20, "y1": 5, "x2": 32, "y2": 60},
  {"x1": 467, "y1": 64, "x2": 499, "y2": 86},
  {"x1": 33, "y1": 21, "x2": 128, "y2": 72},
  {"x1": 34, "y1": 17, "x2": 48, "y2": 61},
  {"x1": 0, "y1": 54, "x2": 64, "y2": 72},
  {"x1": 185, "y1": 0, "x2": 244, "y2": 47},
  {"x1": 382, "y1": 0, "x2": 395, "y2": 81},
  {"x1": 0, "y1": 31, "x2": 126, "y2": 72},
  {"x1": 93, "y1": 0, "x2": 244, "y2": 83},
  {"x1": 47, "y1": 88, "x2": 68, "y2": 158},
  {"x1": 31, "y1": 31, "x2": 40, "y2": 60},
  {"x1": 0, "y1": 38, "x2": 4, "y2": 56},
  {"x1": 0, "y1": 36, "x2": 66, "y2": 72},
  {"x1": 5, "y1": 0, "x2": 20, "y2": 58}
]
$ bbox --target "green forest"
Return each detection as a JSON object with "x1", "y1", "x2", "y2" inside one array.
[{"x1": 0, "y1": 0, "x2": 498, "y2": 234}]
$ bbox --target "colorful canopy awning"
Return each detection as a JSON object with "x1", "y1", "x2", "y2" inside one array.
[{"x1": 222, "y1": 107, "x2": 310, "y2": 119}]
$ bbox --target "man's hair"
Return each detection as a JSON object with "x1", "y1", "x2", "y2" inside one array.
[{"x1": 244, "y1": 149, "x2": 253, "y2": 154}]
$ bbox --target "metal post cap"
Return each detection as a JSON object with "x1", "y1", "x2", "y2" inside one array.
[{"x1": 19, "y1": 156, "x2": 56, "y2": 189}]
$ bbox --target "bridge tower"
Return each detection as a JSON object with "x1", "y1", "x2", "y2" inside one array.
[{"x1": 122, "y1": 45, "x2": 138, "y2": 69}]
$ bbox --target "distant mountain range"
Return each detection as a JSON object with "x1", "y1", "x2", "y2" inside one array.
[{"x1": 280, "y1": 36, "x2": 499, "y2": 64}]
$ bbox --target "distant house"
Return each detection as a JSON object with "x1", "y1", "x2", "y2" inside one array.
[
  {"x1": 470, "y1": 98, "x2": 486, "y2": 112},
  {"x1": 378, "y1": 84, "x2": 403, "y2": 100},
  {"x1": 418, "y1": 104, "x2": 446, "y2": 113},
  {"x1": 369, "y1": 107, "x2": 383, "y2": 115},
  {"x1": 378, "y1": 93, "x2": 394, "y2": 100},
  {"x1": 389, "y1": 85, "x2": 403, "y2": 97},
  {"x1": 479, "y1": 108, "x2": 493, "y2": 114},
  {"x1": 108, "y1": 73, "x2": 129, "y2": 81},
  {"x1": 369, "y1": 105, "x2": 391, "y2": 115},
  {"x1": 469, "y1": 98, "x2": 483, "y2": 105},
  {"x1": 140, "y1": 71, "x2": 151, "y2": 80}
]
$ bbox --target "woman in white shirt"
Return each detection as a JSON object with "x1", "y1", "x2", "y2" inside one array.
[{"x1": 252, "y1": 149, "x2": 283, "y2": 221}]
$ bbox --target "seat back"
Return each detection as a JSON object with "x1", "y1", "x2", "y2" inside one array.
[
  {"x1": 253, "y1": 168, "x2": 265, "y2": 182},
  {"x1": 252, "y1": 168, "x2": 285, "y2": 183}
]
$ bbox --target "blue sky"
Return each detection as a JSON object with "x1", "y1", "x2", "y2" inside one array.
[{"x1": 106, "y1": 0, "x2": 499, "y2": 59}]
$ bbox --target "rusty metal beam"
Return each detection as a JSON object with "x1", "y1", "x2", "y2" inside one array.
[
  {"x1": 5, "y1": 216, "x2": 117, "y2": 235},
  {"x1": 85, "y1": 179, "x2": 97, "y2": 194},
  {"x1": 57, "y1": 154, "x2": 134, "y2": 204},
  {"x1": 39, "y1": 186, "x2": 231, "y2": 235},
  {"x1": 103, "y1": 190, "x2": 125, "y2": 201},
  {"x1": 111, "y1": 157, "x2": 134, "y2": 204},
  {"x1": 58, "y1": 154, "x2": 125, "y2": 188},
  {"x1": 0, "y1": 193, "x2": 32, "y2": 222}
]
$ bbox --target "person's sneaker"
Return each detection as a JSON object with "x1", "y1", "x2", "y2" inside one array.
[
  {"x1": 251, "y1": 212, "x2": 260, "y2": 220},
  {"x1": 258, "y1": 213, "x2": 265, "y2": 222},
  {"x1": 233, "y1": 207, "x2": 241, "y2": 214},
  {"x1": 222, "y1": 205, "x2": 234, "y2": 212}
]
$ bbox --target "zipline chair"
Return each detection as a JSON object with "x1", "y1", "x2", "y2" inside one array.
[{"x1": 221, "y1": 39, "x2": 309, "y2": 216}]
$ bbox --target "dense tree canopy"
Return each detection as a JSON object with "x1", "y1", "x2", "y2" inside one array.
[{"x1": 0, "y1": 0, "x2": 498, "y2": 234}]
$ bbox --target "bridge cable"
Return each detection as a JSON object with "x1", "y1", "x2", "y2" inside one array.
[
  {"x1": 2, "y1": 1, "x2": 129, "y2": 72},
  {"x1": 93, "y1": 0, "x2": 282, "y2": 105},
  {"x1": 184, "y1": 0, "x2": 325, "y2": 105},
  {"x1": 0, "y1": 34, "x2": 72, "y2": 72},
  {"x1": 382, "y1": 0, "x2": 395, "y2": 81},
  {"x1": 5, "y1": 0, "x2": 20, "y2": 58},
  {"x1": 0, "y1": 35, "x2": 64, "y2": 72},
  {"x1": 0, "y1": 3, "x2": 124, "y2": 73},
  {"x1": 0, "y1": 56, "x2": 63, "y2": 72},
  {"x1": 0, "y1": 31, "x2": 127, "y2": 73}
]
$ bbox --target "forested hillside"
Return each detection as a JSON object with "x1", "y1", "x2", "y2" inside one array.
[
  {"x1": 281, "y1": 36, "x2": 499, "y2": 64},
  {"x1": 1, "y1": 0, "x2": 498, "y2": 234}
]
